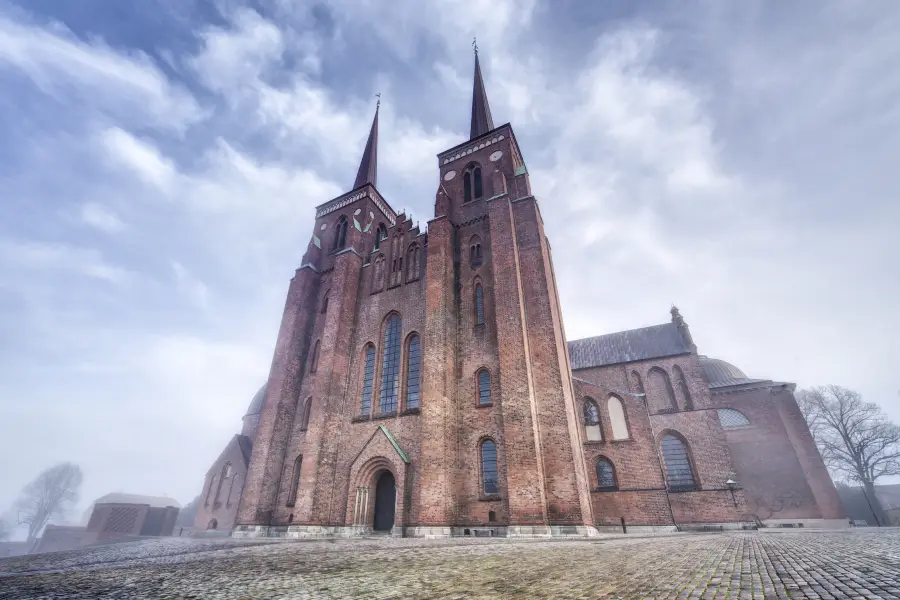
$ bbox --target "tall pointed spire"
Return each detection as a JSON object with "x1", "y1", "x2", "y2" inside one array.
[
  {"x1": 354, "y1": 97, "x2": 379, "y2": 189},
  {"x1": 470, "y1": 40, "x2": 494, "y2": 139}
]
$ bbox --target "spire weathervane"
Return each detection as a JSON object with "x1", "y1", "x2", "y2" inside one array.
[
  {"x1": 375, "y1": 92, "x2": 381, "y2": 108},
  {"x1": 473, "y1": 36, "x2": 478, "y2": 55}
]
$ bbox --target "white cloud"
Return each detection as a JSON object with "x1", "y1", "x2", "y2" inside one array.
[
  {"x1": 78, "y1": 202, "x2": 125, "y2": 234},
  {"x1": 99, "y1": 127, "x2": 176, "y2": 191},
  {"x1": 172, "y1": 262, "x2": 211, "y2": 311},
  {"x1": 0, "y1": 14, "x2": 204, "y2": 131},
  {"x1": 0, "y1": 239, "x2": 133, "y2": 284}
]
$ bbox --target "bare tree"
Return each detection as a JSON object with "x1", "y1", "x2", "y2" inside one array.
[
  {"x1": 15, "y1": 462, "x2": 83, "y2": 544},
  {"x1": 798, "y1": 385, "x2": 900, "y2": 525}
]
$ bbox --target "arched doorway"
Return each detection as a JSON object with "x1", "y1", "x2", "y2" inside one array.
[
  {"x1": 372, "y1": 471, "x2": 396, "y2": 531},
  {"x1": 207, "y1": 518, "x2": 217, "y2": 530}
]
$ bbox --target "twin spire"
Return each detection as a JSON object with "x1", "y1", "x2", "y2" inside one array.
[{"x1": 351, "y1": 47, "x2": 495, "y2": 189}]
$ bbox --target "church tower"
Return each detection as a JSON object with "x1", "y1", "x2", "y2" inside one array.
[{"x1": 236, "y1": 50, "x2": 596, "y2": 537}]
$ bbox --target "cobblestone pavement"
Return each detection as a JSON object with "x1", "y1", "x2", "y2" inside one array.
[{"x1": 1, "y1": 530, "x2": 899, "y2": 599}]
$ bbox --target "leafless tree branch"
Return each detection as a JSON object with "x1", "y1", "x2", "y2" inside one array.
[{"x1": 15, "y1": 462, "x2": 83, "y2": 544}]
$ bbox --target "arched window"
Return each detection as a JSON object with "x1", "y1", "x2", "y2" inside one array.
[
  {"x1": 480, "y1": 439, "x2": 499, "y2": 495},
  {"x1": 631, "y1": 370, "x2": 645, "y2": 395},
  {"x1": 607, "y1": 396, "x2": 629, "y2": 440},
  {"x1": 222, "y1": 463, "x2": 232, "y2": 479},
  {"x1": 407, "y1": 244, "x2": 420, "y2": 281},
  {"x1": 469, "y1": 236, "x2": 483, "y2": 268},
  {"x1": 299, "y1": 397, "x2": 312, "y2": 431},
  {"x1": 595, "y1": 457, "x2": 617, "y2": 490},
  {"x1": 309, "y1": 340, "x2": 320, "y2": 373},
  {"x1": 379, "y1": 315, "x2": 402, "y2": 413},
  {"x1": 718, "y1": 408, "x2": 751, "y2": 429},
  {"x1": 360, "y1": 344, "x2": 376, "y2": 415},
  {"x1": 474, "y1": 283, "x2": 485, "y2": 325},
  {"x1": 204, "y1": 475, "x2": 216, "y2": 506},
  {"x1": 673, "y1": 365, "x2": 693, "y2": 410},
  {"x1": 374, "y1": 223, "x2": 387, "y2": 250},
  {"x1": 286, "y1": 455, "x2": 302, "y2": 506},
  {"x1": 464, "y1": 164, "x2": 483, "y2": 202},
  {"x1": 661, "y1": 433, "x2": 696, "y2": 490},
  {"x1": 406, "y1": 334, "x2": 421, "y2": 410},
  {"x1": 373, "y1": 254, "x2": 386, "y2": 291},
  {"x1": 333, "y1": 216, "x2": 348, "y2": 250},
  {"x1": 648, "y1": 368, "x2": 678, "y2": 412},
  {"x1": 321, "y1": 290, "x2": 329, "y2": 314},
  {"x1": 477, "y1": 369, "x2": 492, "y2": 405},
  {"x1": 583, "y1": 398, "x2": 602, "y2": 441}
]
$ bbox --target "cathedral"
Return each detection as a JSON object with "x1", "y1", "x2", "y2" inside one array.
[{"x1": 195, "y1": 53, "x2": 845, "y2": 538}]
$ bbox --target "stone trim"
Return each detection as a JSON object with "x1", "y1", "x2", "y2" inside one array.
[{"x1": 315, "y1": 186, "x2": 397, "y2": 226}]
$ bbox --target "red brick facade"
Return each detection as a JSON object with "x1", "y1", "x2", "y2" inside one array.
[{"x1": 228, "y1": 59, "x2": 843, "y2": 537}]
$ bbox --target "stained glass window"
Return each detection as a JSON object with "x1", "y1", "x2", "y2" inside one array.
[
  {"x1": 596, "y1": 458, "x2": 616, "y2": 490},
  {"x1": 379, "y1": 315, "x2": 402, "y2": 413},
  {"x1": 478, "y1": 370, "x2": 492, "y2": 405},
  {"x1": 661, "y1": 434, "x2": 696, "y2": 490},
  {"x1": 481, "y1": 440, "x2": 499, "y2": 495},
  {"x1": 406, "y1": 334, "x2": 421, "y2": 410},
  {"x1": 360, "y1": 345, "x2": 375, "y2": 415}
]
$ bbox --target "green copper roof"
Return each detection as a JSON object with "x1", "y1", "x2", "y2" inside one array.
[{"x1": 378, "y1": 424, "x2": 410, "y2": 464}]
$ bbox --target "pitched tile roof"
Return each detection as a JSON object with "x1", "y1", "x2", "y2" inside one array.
[{"x1": 567, "y1": 323, "x2": 691, "y2": 370}]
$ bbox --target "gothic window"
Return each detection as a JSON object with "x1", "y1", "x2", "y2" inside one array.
[
  {"x1": 474, "y1": 282, "x2": 485, "y2": 325},
  {"x1": 406, "y1": 334, "x2": 421, "y2": 410},
  {"x1": 718, "y1": 408, "x2": 751, "y2": 429},
  {"x1": 477, "y1": 369, "x2": 492, "y2": 405},
  {"x1": 648, "y1": 367, "x2": 678, "y2": 412},
  {"x1": 407, "y1": 244, "x2": 420, "y2": 281},
  {"x1": 360, "y1": 344, "x2": 376, "y2": 415},
  {"x1": 480, "y1": 439, "x2": 499, "y2": 495},
  {"x1": 321, "y1": 290, "x2": 329, "y2": 314},
  {"x1": 583, "y1": 398, "x2": 602, "y2": 441},
  {"x1": 299, "y1": 397, "x2": 312, "y2": 431},
  {"x1": 372, "y1": 254, "x2": 385, "y2": 291},
  {"x1": 469, "y1": 235, "x2": 483, "y2": 268},
  {"x1": 607, "y1": 395, "x2": 629, "y2": 440},
  {"x1": 379, "y1": 315, "x2": 402, "y2": 413},
  {"x1": 333, "y1": 216, "x2": 348, "y2": 251},
  {"x1": 673, "y1": 365, "x2": 694, "y2": 410},
  {"x1": 309, "y1": 340, "x2": 320, "y2": 373},
  {"x1": 595, "y1": 457, "x2": 617, "y2": 490},
  {"x1": 464, "y1": 164, "x2": 483, "y2": 203},
  {"x1": 286, "y1": 455, "x2": 302, "y2": 506},
  {"x1": 222, "y1": 463, "x2": 232, "y2": 479},
  {"x1": 374, "y1": 223, "x2": 387, "y2": 250},
  {"x1": 631, "y1": 370, "x2": 645, "y2": 395},
  {"x1": 661, "y1": 433, "x2": 696, "y2": 490},
  {"x1": 204, "y1": 475, "x2": 215, "y2": 506}
]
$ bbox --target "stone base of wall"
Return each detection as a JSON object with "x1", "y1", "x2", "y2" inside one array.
[
  {"x1": 232, "y1": 524, "x2": 605, "y2": 539},
  {"x1": 406, "y1": 526, "x2": 453, "y2": 538},
  {"x1": 762, "y1": 518, "x2": 849, "y2": 530},
  {"x1": 595, "y1": 525, "x2": 678, "y2": 534},
  {"x1": 676, "y1": 522, "x2": 757, "y2": 532}
]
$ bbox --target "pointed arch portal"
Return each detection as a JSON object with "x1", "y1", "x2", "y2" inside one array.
[{"x1": 373, "y1": 470, "x2": 396, "y2": 531}]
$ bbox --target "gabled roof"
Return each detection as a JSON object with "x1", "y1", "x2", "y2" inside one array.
[
  {"x1": 92, "y1": 493, "x2": 180, "y2": 508},
  {"x1": 568, "y1": 323, "x2": 691, "y2": 370}
]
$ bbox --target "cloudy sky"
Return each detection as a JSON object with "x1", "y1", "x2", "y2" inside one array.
[{"x1": 1, "y1": 0, "x2": 898, "y2": 524}]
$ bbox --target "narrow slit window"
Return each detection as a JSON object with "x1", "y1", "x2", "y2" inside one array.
[
  {"x1": 481, "y1": 440, "x2": 499, "y2": 495},
  {"x1": 360, "y1": 345, "x2": 376, "y2": 415},
  {"x1": 406, "y1": 334, "x2": 421, "y2": 410}
]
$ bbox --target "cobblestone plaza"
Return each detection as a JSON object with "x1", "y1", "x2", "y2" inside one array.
[{"x1": 2, "y1": 530, "x2": 899, "y2": 599}]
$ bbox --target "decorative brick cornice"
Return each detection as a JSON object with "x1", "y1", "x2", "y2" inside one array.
[
  {"x1": 439, "y1": 130, "x2": 508, "y2": 166},
  {"x1": 315, "y1": 185, "x2": 397, "y2": 226}
]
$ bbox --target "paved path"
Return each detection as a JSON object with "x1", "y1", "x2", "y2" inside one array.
[{"x1": 1, "y1": 530, "x2": 899, "y2": 599}]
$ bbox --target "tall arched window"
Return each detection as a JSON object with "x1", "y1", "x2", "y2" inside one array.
[
  {"x1": 595, "y1": 457, "x2": 617, "y2": 490},
  {"x1": 718, "y1": 408, "x2": 751, "y2": 429},
  {"x1": 673, "y1": 365, "x2": 693, "y2": 410},
  {"x1": 464, "y1": 164, "x2": 483, "y2": 202},
  {"x1": 607, "y1": 395, "x2": 629, "y2": 440},
  {"x1": 333, "y1": 216, "x2": 348, "y2": 250},
  {"x1": 661, "y1": 433, "x2": 696, "y2": 490},
  {"x1": 480, "y1": 439, "x2": 499, "y2": 495},
  {"x1": 648, "y1": 367, "x2": 678, "y2": 412},
  {"x1": 204, "y1": 475, "x2": 215, "y2": 506},
  {"x1": 309, "y1": 340, "x2": 320, "y2": 373},
  {"x1": 321, "y1": 290, "x2": 329, "y2": 314},
  {"x1": 469, "y1": 236, "x2": 483, "y2": 268},
  {"x1": 407, "y1": 244, "x2": 420, "y2": 281},
  {"x1": 286, "y1": 455, "x2": 302, "y2": 506},
  {"x1": 374, "y1": 223, "x2": 387, "y2": 250},
  {"x1": 373, "y1": 254, "x2": 386, "y2": 291},
  {"x1": 474, "y1": 282, "x2": 485, "y2": 325},
  {"x1": 360, "y1": 344, "x2": 376, "y2": 415},
  {"x1": 379, "y1": 315, "x2": 402, "y2": 413},
  {"x1": 631, "y1": 370, "x2": 644, "y2": 395},
  {"x1": 583, "y1": 398, "x2": 602, "y2": 441},
  {"x1": 299, "y1": 397, "x2": 312, "y2": 431},
  {"x1": 477, "y1": 369, "x2": 492, "y2": 405},
  {"x1": 406, "y1": 334, "x2": 421, "y2": 410}
]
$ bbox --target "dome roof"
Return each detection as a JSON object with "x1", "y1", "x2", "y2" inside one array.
[
  {"x1": 244, "y1": 383, "x2": 268, "y2": 417},
  {"x1": 698, "y1": 356, "x2": 767, "y2": 389}
]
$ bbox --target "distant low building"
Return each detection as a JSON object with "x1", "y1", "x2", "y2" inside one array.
[
  {"x1": 0, "y1": 541, "x2": 30, "y2": 558},
  {"x1": 838, "y1": 484, "x2": 900, "y2": 526},
  {"x1": 83, "y1": 494, "x2": 180, "y2": 545},
  {"x1": 30, "y1": 525, "x2": 87, "y2": 554}
]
